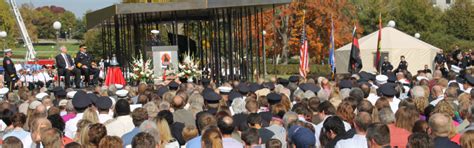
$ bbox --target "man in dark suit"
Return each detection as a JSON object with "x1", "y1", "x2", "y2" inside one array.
[
  {"x1": 56, "y1": 46, "x2": 81, "y2": 88},
  {"x1": 3, "y1": 49, "x2": 18, "y2": 91},
  {"x1": 75, "y1": 44, "x2": 99, "y2": 85}
]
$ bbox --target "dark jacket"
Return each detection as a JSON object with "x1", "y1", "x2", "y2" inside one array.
[
  {"x1": 75, "y1": 52, "x2": 93, "y2": 68},
  {"x1": 55, "y1": 53, "x2": 74, "y2": 69},
  {"x1": 434, "y1": 137, "x2": 460, "y2": 148},
  {"x1": 3, "y1": 57, "x2": 17, "y2": 81}
]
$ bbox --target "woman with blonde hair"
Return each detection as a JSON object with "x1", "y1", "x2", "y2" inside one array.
[
  {"x1": 155, "y1": 117, "x2": 179, "y2": 147},
  {"x1": 99, "y1": 136, "x2": 123, "y2": 148},
  {"x1": 201, "y1": 126, "x2": 223, "y2": 148},
  {"x1": 412, "y1": 96, "x2": 429, "y2": 120},
  {"x1": 74, "y1": 119, "x2": 93, "y2": 145},
  {"x1": 83, "y1": 107, "x2": 99, "y2": 123},
  {"x1": 461, "y1": 130, "x2": 474, "y2": 148}
]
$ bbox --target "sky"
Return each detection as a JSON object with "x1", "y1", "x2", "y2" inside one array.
[{"x1": 15, "y1": 0, "x2": 121, "y2": 18}]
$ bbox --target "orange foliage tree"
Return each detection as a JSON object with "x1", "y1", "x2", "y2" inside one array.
[{"x1": 259, "y1": 0, "x2": 363, "y2": 64}]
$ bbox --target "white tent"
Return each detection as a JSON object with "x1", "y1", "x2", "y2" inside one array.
[{"x1": 335, "y1": 27, "x2": 440, "y2": 74}]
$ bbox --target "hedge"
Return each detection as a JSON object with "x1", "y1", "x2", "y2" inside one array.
[{"x1": 267, "y1": 64, "x2": 331, "y2": 77}]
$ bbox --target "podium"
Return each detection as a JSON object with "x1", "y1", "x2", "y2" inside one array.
[{"x1": 105, "y1": 67, "x2": 126, "y2": 86}]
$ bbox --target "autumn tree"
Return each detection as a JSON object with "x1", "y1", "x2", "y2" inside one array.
[{"x1": 260, "y1": 0, "x2": 361, "y2": 64}]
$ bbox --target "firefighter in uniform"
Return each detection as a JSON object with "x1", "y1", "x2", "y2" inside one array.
[
  {"x1": 3, "y1": 49, "x2": 18, "y2": 91},
  {"x1": 381, "y1": 57, "x2": 393, "y2": 75},
  {"x1": 75, "y1": 44, "x2": 99, "y2": 86}
]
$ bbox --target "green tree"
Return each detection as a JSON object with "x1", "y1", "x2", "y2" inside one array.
[
  {"x1": 353, "y1": 0, "x2": 398, "y2": 35},
  {"x1": 444, "y1": 0, "x2": 474, "y2": 41},
  {"x1": 19, "y1": 4, "x2": 39, "y2": 42},
  {"x1": 83, "y1": 28, "x2": 103, "y2": 59},
  {"x1": 0, "y1": 0, "x2": 18, "y2": 48}
]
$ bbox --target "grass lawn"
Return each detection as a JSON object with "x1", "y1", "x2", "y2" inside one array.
[{"x1": 8, "y1": 43, "x2": 80, "y2": 59}]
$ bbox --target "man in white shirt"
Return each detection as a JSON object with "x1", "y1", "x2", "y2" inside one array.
[
  {"x1": 64, "y1": 90, "x2": 93, "y2": 139},
  {"x1": 96, "y1": 96, "x2": 113, "y2": 123},
  {"x1": 335, "y1": 112, "x2": 372, "y2": 148},
  {"x1": 105, "y1": 99, "x2": 134, "y2": 137}
]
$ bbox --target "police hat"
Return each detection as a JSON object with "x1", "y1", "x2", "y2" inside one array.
[
  {"x1": 55, "y1": 90, "x2": 67, "y2": 97},
  {"x1": 72, "y1": 90, "x2": 92, "y2": 108},
  {"x1": 289, "y1": 75, "x2": 299, "y2": 83},
  {"x1": 4, "y1": 49, "x2": 12, "y2": 53},
  {"x1": 87, "y1": 93, "x2": 99, "y2": 104},
  {"x1": 278, "y1": 78, "x2": 290, "y2": 86},
  {"x1": 96, "y1": 96, "x2": 113, "y2": 110},
  {"x1": 156, "y1": 86, "x2": 169, "y2": 97},
  {"x1": 464, "y1": 74, "x2": 474, "y2": 86},
  {"x1": 228, "y1": 91, "x2": 243, "y2": 101},
  {"x1": 201, "y1": 78, "x2": 211, "y2": 86},
  {"x1": 377, "y1": 83, "x2": 397, "y2": 97},
  {"x1": 263, "y1": 82, "x2": 275, "y2": 90},
  {"x1": 267, "y1": 92, "x2": 282, "y2": 105},
  {"x1": 238, "y1": 83, "x2": 249, "y2": 95},
  {"x1": 339, "y1": 80, "x2": 353, "y2": 89},
  {"x1": 248, "y1": 83, "x2": 262, "y2": 93},
  {"x1": 218, "y1": 86, "x2": 232, "y2": 94},
  {"x1": 299, "y1": 83, "x2": 320, "y2": 93},
  {"x1": 168, "y1": 81, "x2": 180, "y2": 90},
  {"x1": 116, "y1": 90, "x2": 129, "y2": 98},
  {"x1": 203, "y1": 91, "x2": 222, "y2": 104}
]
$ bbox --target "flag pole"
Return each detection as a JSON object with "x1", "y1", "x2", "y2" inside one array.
[{"x1": 377, "y1": 13, "x2": 382, "y2": 74}]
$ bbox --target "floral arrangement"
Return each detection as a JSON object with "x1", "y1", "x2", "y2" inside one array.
[
  {"x1": 177, "y1": 52, "x2": 202, "y2": 82},
  {"x1": 129, "y1": 52, "x2": 154, "y2": 83}
]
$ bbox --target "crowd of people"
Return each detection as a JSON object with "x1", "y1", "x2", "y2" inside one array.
[{"x1": 0, "y1": 47, "x2": 474, "y2": 148}]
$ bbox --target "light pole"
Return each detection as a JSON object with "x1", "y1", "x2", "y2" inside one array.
[
  {"x1": 262, "y1": 30, "x2": 267, "y2": 78},
  {"x1": 0, "y1": 31, "x2": 7, "y2": 52},
  {"x1": 53, "y1": 21, "x2": 62, "y2": 49}
]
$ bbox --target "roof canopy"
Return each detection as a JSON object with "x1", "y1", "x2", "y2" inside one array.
[
  {"x1": 86, "y1": 0, "x2": 290, "y2": 29},
  {"x1": 337, "y1": 27, "x2": 440, "y2": 51},
  {"x1": 335, "y1": 27, "x2": 441, "y2": 74}
]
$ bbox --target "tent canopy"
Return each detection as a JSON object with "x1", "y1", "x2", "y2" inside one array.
[{"x1": 335, "y1": 27, "x2": 441, "y2": 74}]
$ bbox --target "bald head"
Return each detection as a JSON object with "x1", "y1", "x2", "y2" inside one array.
[
  {"x1": 218, "y1": 115, "x2": 234, "y2": 135},
  {"x1": 432, "y1": 85, "x2": 443, "y2": 97},
  {"x1": 171, "y1": 95, "x2": 185, "y2": 109},
  {"x1": 429, "y1": 113, "x2": 451, "y2": 137}
]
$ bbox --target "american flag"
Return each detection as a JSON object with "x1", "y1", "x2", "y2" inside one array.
[
  {"x1": 329, "y1": 16, "x2": 336, "y2": 75},
  {"x1": 299, "y1": 23, "x2": 309, "y2": 78}
]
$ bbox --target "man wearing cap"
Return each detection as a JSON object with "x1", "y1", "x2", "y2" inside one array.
[
  {"x1": 463, "y1": 74, "x2": 474, "y2": 93},
  {"x1": 56, "y1": 46, "x2": 81, "y2": 88},
  {"x1": 96, "y1": 96, "x2": 113, "y2": 123},
  {"x1": 64, "y1": 91, "x2": 93, "y2": 139},
  {"x1": 203, "y1": 91, "x2": 222, "y2": 115},
  {"x1": 75, "y1": 44, "x2": 99, "y2": 86},
  {"x1": 378, "y1": 83, "x2": 400, "y2": 112},
  {"x1": 3, "y1": 49, "x2": 18, "y2": 91}
]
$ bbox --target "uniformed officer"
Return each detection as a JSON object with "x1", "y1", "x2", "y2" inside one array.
[
  {"x1": 203, "y1": 90, "x2": 221, "y2": 115},
  {"x1": 75, "y1": 44, "x2": 99, "y2": 86},
  {"x1": 434, "y1": 50, "x2": 446, "y2": 68},
  {"x1": 381, "y1": 57, "x2": 393, "y2": 75},
  {"x1": 396, "y1": 55, "x2": 408, "y2": 72},
  {"x1": 3, "y1": 49, "x2": 18, "y2": 91}
]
